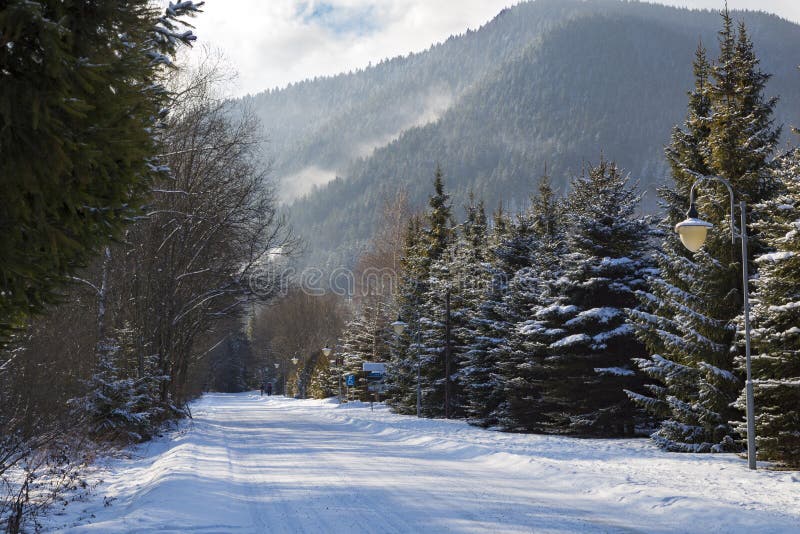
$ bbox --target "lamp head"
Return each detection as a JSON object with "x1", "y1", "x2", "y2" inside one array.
[
  {"x1": 675, "y1": 202, "x2": 713, "y2": 252},
  {"x1": 291, "y1": 356, "x2": 299, "y2": 365},
  {"x1": 391, "y1": 316, "x2": 408, "y2": 335},
  {"x1": 322, "y1": 345, "x2": 333, "y2": 358}
]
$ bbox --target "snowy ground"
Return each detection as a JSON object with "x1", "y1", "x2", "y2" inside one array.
[{"x1": 45, "y1": 392, "x2": 799, "y2": 533}]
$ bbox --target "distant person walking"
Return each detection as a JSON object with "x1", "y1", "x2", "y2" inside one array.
[{"x1": 266, "y1": 382, "x2": 273, "y2": 396}]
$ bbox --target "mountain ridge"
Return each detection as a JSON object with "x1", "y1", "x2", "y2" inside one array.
[{"x1": 245, "y1": 0, "x2": 800, "y2": 269}]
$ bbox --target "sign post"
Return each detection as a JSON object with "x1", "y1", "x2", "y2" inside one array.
[
  {"x1": 345, "y1": 374, "x2": 356, "y2": 402},
  {"x1": 362, "y1": 363, "x2": 386, "y2": 411}
]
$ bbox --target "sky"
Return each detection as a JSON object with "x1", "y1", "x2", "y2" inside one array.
[{"x1": 181, "y1": 1, "x2": 800, "y2": 97}]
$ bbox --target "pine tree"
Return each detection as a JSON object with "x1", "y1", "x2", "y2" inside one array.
[
  {"x1": 392, "y1": 166, "x2": 455, "y2": 417},
  {"x1": 462, "y1": 207, "x2": 512, "y2": 427},
  {"x1": 628, "y1": 42, "x2": 717, "y2": 448},
  {"x1": 71, "y1": 326, "x2": 170, "y2": 443},
  {"x1": 541, "y1": 160, "x2": 651, "y2": 436},
  {"x1": 627, "y1": 44, "x2": 712, "y2": 429},
  {"x1": 416, "y1": 168, "x2": 456, "y2": 417},
  {"x1": 0, "y1": 1, "x2": 203, "y2": 342},
  {"x1": 442, "y1": 196, "x2": 490, "y2": 418},
  {"x1": 427, "y1": 165, "x2": 455, "y2": 261},
  {"x1": 339, "y1": 313, "x2": 371, "y2": 401},
  {"x1": 418, "y1": 250, "x2": 456, "y2": 417},
  {"x1": 494, "y1": 172, "x2": 566, "y2": 431},
  {"x1": 385, "y1": 216, "x2": 426, "y2": 413},
  {"x1": 340, "y1": 301, "x2": 390, "y2": 401},
  {"x1": 629, "y1": 12, "x2": 779, "y2": 451},
  {"x1": 310, "y1": 352, "x2": 339, "y2": 399},
  {"x1": 734, "y1": 150, "x2": 800, "y2": 467}
]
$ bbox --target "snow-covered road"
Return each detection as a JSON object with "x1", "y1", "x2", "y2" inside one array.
[{"x1": 48, "y1": 393, "x2": 799, "y2": 533}]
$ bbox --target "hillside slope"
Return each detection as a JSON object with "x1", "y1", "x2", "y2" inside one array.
[
  {"x1": 249, "y1": 0, "x2": 800, "y2": 269},
  {"x1": 244, "y1": 0, "x2": 593, "y2": 199}
]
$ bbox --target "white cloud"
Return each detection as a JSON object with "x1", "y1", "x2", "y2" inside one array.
[
  {"x1": 186, "y1": 0, "x2": 520, "y2": 96},
  {"x1": 184, "y1": 1, "x2": 799, "y2": 97}
]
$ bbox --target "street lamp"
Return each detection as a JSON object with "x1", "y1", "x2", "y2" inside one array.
[
  {"x1": 391, "y1": 317, "x2": 408, "y2": 336},
  {"x1": 273, "y1": 362, "x2": 281, "y2": 396},
  {"x1": 290, "y1": 355, "x2": 300, "y2": 397},
  {"x1": 674, "y1": 204, "x2": 714, "y2": 252},
  {"x1": 674, "y1": 174, "x2": 757, "y2": 470},
  {"x1": 391, "y1": 315, "x2": 422, "y2": 418}
]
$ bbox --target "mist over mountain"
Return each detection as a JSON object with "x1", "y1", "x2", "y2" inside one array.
[{"x1": 244, "y1": 0, "x2": 800, "y2": 269}]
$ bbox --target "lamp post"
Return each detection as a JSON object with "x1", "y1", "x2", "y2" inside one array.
[
  {"x1": 290, "y1": 354, "x2": 300, "y2": 397},
  {"x1": 674, "y1": 175, "x2": 757, "y2": 470},
  {"x1": 292, "y1": 354, "x2": 306, "y2": 399},
  {"x1": 390, "y1": 317, "x2": 408, "y2": 409},
  {"x1": 444, "y1": 288, "x2": 452, "y2": 419},
  {"x1": 391, "y1": 315, "x2": 423, "y2": 418},
  {"x1": 323, "y1": 344, "x2": 343, "y2": 403},
  {"x1": 391, "y1": 318, "x2": 407, "y2": 336}
]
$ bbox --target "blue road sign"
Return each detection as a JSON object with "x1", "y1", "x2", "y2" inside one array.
[{"x1": 345, "y1": 374, "x2": 356, "y2": 387}]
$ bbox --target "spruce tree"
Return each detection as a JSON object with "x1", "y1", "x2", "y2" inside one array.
[
  {"x1": 0, "y1": 1, "x2": 202, "y2": 341},
  {"x1": 340, "y1": 301, "x2": 390, "y2": 401},
  {"x1": 427, "y1": 165, "x2": 455, "y2": 261},
  {"x1": 416, "y1": 168, "x2": 456, "y2": 417},
  {"x1": 734, "y1": 150, "x2": 800, "y2": 467},
  {"x1": 444, "y1": 196, "x2": 490, "y2": 418},
  {"x1": 308, "y1": 355, "x2": 336, "y2": 399},
  {"x1": 385, "y1": 216, "x2": 426, "y2": 413},
  {"x1": 494, "y1": 172, "x2": 566, "y2": 431},
  {"x1": 463, "y1": 208, "x2": 513, "y2": 427},
  {"x1": 629, "y1": 12, "x2": 779, "y2": 451},
  {"x1": 542, "y1": 160, "x2": 651, "y2": 436},
  {"x1": 628, "y1": 43, "x2": 717, "y2": 448},
  {"x1": 387, "y1": 167, "x2": 454, "y2": 415},
  {"x1": 419, "y1": 248, "x2": 457, "y2": 417}
]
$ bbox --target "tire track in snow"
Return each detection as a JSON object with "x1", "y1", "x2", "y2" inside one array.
[
  {"x1": 217, "y1": 400, "x2": 269, "y2": 532},
  {"x1": 46, "y1": 393, "x2": 800, "y2": 533}
]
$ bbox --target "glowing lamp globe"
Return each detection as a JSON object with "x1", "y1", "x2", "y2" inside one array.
[
  {"x1": 675, "y1": 219, "x2": 713, "y2": 252},
  {"x1": 322, "y1": 345, "x2": 333, "y2": 358},
  {"x1": 391, "y1": 317, "x2": 408, "y2": 336},
  {"x1": 675, "y1": 203, "x2": 714, "y2": 252}
]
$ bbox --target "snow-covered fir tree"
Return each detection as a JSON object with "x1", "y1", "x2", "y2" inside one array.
[
  {"x1": 539, "y1": 159, "x2": 652, "y2": 436},
  {"x1": 310, "y1": 351, "x2": 339, "y2": 399},
  {"x1": 462, "y1": 207, "x2": 514, "y2": 427},
  {"x1": 627, "y1": 44, "x2": 713, "y2": 436},
  {"x1": 386, "y1": 216, "x2": 424, "y2": 412},
  {"x1": 629, "y1": 12, "x2": 779, "y2": 451},
  {"x1": 734, "y1": 149, "x2": 800, "y2": 467},
  {"x1": 414, "y1": 168, "x2": 457, "y2": 417},
  {"x1": 72, "y1": 325, "x2": 171, "y2": 443},
  {"x1": 493, "y1": 172, "x2": 567, "y2": 431},
  {"x1": 430, "y1": 196, "x2": 492, "y2": 418},
  {"x1": 419, "y1": 250, "x2": 458, "y2": 417},
  {"x1": 339, "y1": 300, "x2": 391, "y2": 401}
]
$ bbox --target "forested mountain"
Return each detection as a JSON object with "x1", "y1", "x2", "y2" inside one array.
[{"x1": 245, "y1": 0, "x2": 800, "y2": 269}]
